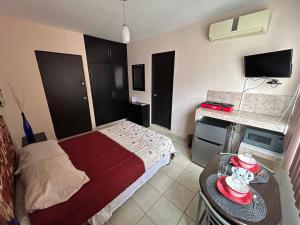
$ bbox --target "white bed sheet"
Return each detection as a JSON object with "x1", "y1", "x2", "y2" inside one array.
[
  {"x1": 99, "y1": 121, "x2": 175, "y2": 170},
  {"x1": 15, "y1": 121, "x2": 175, "y2": 225}
]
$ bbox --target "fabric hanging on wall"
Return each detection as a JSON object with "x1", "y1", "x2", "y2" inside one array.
[
  {"x1": 282, "y1": 94, "x2": 300, "y2": 170},
  {"x1": 282, "y1": 92, "x2": 300, "y2": 214},
  {"x1": 289, "y1": 144, "x2": 300, "y2": 213}
]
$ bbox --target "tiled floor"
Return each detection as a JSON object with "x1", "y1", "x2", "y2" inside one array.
[{"x1": 106, "y1": 125, "x2": 204, "y2": 225}]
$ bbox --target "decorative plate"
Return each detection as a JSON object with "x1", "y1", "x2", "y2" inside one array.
[
  {"x1": 230, "y1": 156, "x2": 261, "y2": 174},
  {"x1": 217, "y1": 176, "x2": 252, "y2": 205}
]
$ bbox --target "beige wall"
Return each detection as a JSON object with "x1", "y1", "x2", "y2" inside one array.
[
  {"x1": 0, "y1": 17, "x2": 96, "y2": 149},
  {"x1": 127, "y1": 0, "x2": 300, "y2": 138}
]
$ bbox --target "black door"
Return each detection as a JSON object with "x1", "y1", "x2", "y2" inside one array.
[
  {"x1": 152, "y1": 51, "x2": 175, "y2": 129},
  {"x1": 35, "y1": 51, "x2": 92, "y2": 139},
  {"x1": 89, "y1": 63, "x2": 115, "y2": 125}
]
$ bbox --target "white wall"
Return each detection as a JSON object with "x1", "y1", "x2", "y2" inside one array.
[
  {"x1": 127, "y1": 0, "x2": 300, "y2": 138},
  {"x1": 0, "y1": 17, "x2": 96, "y2": 149}
]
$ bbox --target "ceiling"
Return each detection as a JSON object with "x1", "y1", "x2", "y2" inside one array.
[{"x1": 0, "y1": 0, "x2": 262, "y2": 42}]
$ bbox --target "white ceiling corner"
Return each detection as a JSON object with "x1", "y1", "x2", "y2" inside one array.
[{"x1": 0, "y1": 0, "x2": 263, "y2": 42}]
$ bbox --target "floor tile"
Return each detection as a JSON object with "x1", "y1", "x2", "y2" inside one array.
[
  {"x1": 174, "y1": 144, "x2": 192, "y2": 159},
  {"x1": 104, "y1": 221, "x2": 113, "y2": 225},
  {"x1": 187, "y1": 163, "x2": 204, "y2": 176},
  {"x1": 176, "y1": 170, "x2": 200, "y2": 193},
  {"x1": 132, "y1": 183, "x2": 161, "y2": 212},
  {"x1": 147, "y1": 197, "x2": 183, "y2": 225},
  {"x1": 172, "y1": 154, "x2": 192, "y2": 169},
  {"x1": 186, "y1": 194, "x2": 200, "y2": 221},
  {"x1": 177, "y1": 214, "x2": 195, "y2": 225},
  {"x1": 164, "y1": 182, "x2": 194, "y2": 211},
  {"x1": 173, "y1": 138, "x2": 188, "y2": 149},
  {"x1": 160, "y1": 162, "x2": 185, "y2": 179},
  {"x1": 137, "y1": 215, "x2": 156, "y2": 225},
  {"x1": 148, "y1": 171, "x2": 174, "y2": 194},
  {"x1": 110, "y1": 199, "x2": 144, "y2": 225}
]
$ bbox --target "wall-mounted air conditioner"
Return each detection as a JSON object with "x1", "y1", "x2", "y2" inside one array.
[{"x1": 209, "y1": 9, "x2": 271, "y2": 42}]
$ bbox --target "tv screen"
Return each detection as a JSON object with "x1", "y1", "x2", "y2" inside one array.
[
  {"x1": 132, "y1": 64, "x2": 145, "y2": 91},
  {"x1": 244, "y1": 49, "x2": 293, "y2": 78}
]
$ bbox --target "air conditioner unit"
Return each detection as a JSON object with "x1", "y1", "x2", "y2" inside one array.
[{"x1": 209, "y1": 9, "x2": 271, "y2": 42}]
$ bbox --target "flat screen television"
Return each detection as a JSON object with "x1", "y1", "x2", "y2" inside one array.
[{"x1": 244, "y1": 49, "x2": 293, "y2": 78}]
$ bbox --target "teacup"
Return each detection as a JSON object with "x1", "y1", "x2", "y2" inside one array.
[{"x1": 225, "y1": 175, "x2": 250, "y2": 197}]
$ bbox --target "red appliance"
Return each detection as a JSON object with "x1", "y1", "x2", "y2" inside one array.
[{"x1": 200, "y1": 101, "x2": 234, "y2": 112}]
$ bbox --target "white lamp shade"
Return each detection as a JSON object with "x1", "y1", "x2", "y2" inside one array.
[{"x1": 122, "y1": 25, "x2": 130, "y2": 44}]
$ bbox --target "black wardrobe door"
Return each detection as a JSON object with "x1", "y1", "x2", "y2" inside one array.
[
  {"x1": 111, "y1": 42, "x2": 127, "y2": 64},
  {"x1": 84, "y1": 35, "x2": 111, "y2": 64},
  {"x1": 113, "y1": 63, "x2": 129, "y2": 120},
  {"x1": 111, "y1": 43, "x2": 129, "y2": 120},
  {"x1": 152, "y1": 51, "x2": 175, "y2": 129},
  {"x1": 89, "y1": 63, "x2": 115, "y2": 126},
  {"x1": 35, "y1": 51, "x2": 92, "y2": 139}
]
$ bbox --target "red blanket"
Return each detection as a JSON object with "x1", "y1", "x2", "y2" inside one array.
[{"x1": 29, "y1": 132, "x2": 145, "y2": 225}]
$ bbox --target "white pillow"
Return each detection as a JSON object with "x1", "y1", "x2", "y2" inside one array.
[
  {"x1": 16, "y1": 140, "x2": 67, "y2": 173},
  {"x1": 17, "y1": 140, "x2": 90, "y2": 212}
]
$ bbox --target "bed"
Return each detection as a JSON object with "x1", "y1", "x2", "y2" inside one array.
[{"x1": 9, "y1": 120, "x2": 175, "y2": 225}]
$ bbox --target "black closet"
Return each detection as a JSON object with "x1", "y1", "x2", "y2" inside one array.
[{"x1": 84, "y1": 35, "x2": 129, "y2": 126}]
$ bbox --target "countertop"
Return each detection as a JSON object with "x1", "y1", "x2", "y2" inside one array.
[{"x1": 195, "y1": 107, "x2": 287, "y2": 133}]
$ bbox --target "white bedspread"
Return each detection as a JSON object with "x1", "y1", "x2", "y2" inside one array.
[
  {"x1": 99, "y1": 121, "x2": 175, "y2": 170},
  {"x1": 15, "y1": 121, "x2": 176, "y2": 225}
]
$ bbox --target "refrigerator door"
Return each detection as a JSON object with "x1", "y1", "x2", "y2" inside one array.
[
  {"x1": 192, "y1": 137, "x2": 223, "y2": 167},
  {"x1": 194, "y1": 118, "x2": 229, "y2": 144}
]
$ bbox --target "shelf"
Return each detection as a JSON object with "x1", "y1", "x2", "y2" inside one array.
[{"x1": 239, "y1": 142, "x2": 283, "y2": 162}]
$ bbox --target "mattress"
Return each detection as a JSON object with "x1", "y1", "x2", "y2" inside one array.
[{"x1": 15, "y1": 121, "x2": 175, "y2": 225}]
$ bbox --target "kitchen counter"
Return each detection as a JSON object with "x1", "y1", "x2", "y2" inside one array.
[{"x1": 195, "y1": 107, "x2": 287, "y2": 133}]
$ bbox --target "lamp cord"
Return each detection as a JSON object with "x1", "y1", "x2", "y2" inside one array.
[{"x1": 123, "y1": 0, "x2": 126, "y2": 25}]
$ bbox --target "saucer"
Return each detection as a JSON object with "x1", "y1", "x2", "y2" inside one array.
[
  {"x1": 238, "y1": 154, "x2": 257, "y2": 168},
  {"x1": 230, "y1": 156, "x2": 261, "y2": 174}
]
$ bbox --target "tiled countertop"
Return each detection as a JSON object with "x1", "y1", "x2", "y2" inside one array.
[{"x1": 195, "y1": 107, "x2": 287, "y2": 133}]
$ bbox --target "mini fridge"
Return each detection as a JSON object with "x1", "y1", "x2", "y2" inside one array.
[{"x1": 192, "y1": 117, "x2": 233, "y2": 167}]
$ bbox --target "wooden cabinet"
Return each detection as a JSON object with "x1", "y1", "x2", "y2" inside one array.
[
  {"x1": 128, "y1": 102, "x2": 150, "y2": 127},
  {"x1": 84, "y1": 35, "x2": 111, "y2": 64},
  {"x1": 84, "y1": 35, "x2": 129, "y2": 126}
]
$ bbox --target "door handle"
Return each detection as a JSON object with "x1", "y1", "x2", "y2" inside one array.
[
  {"x1": 83, "y1": 96, "x2": 88, "y2": 101},
  {"x1": 81, "y1": 81, "x2": 85, "y2": 86},
  {"x1": 108, "y1": 49, "x2": 112, "y2": 56},
  {"x1": 153, "y1": 94, "x2": 157, "y2": 97},
  {"x1": 196, "y1": 137, "x2": 222, "y2": 146}
]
